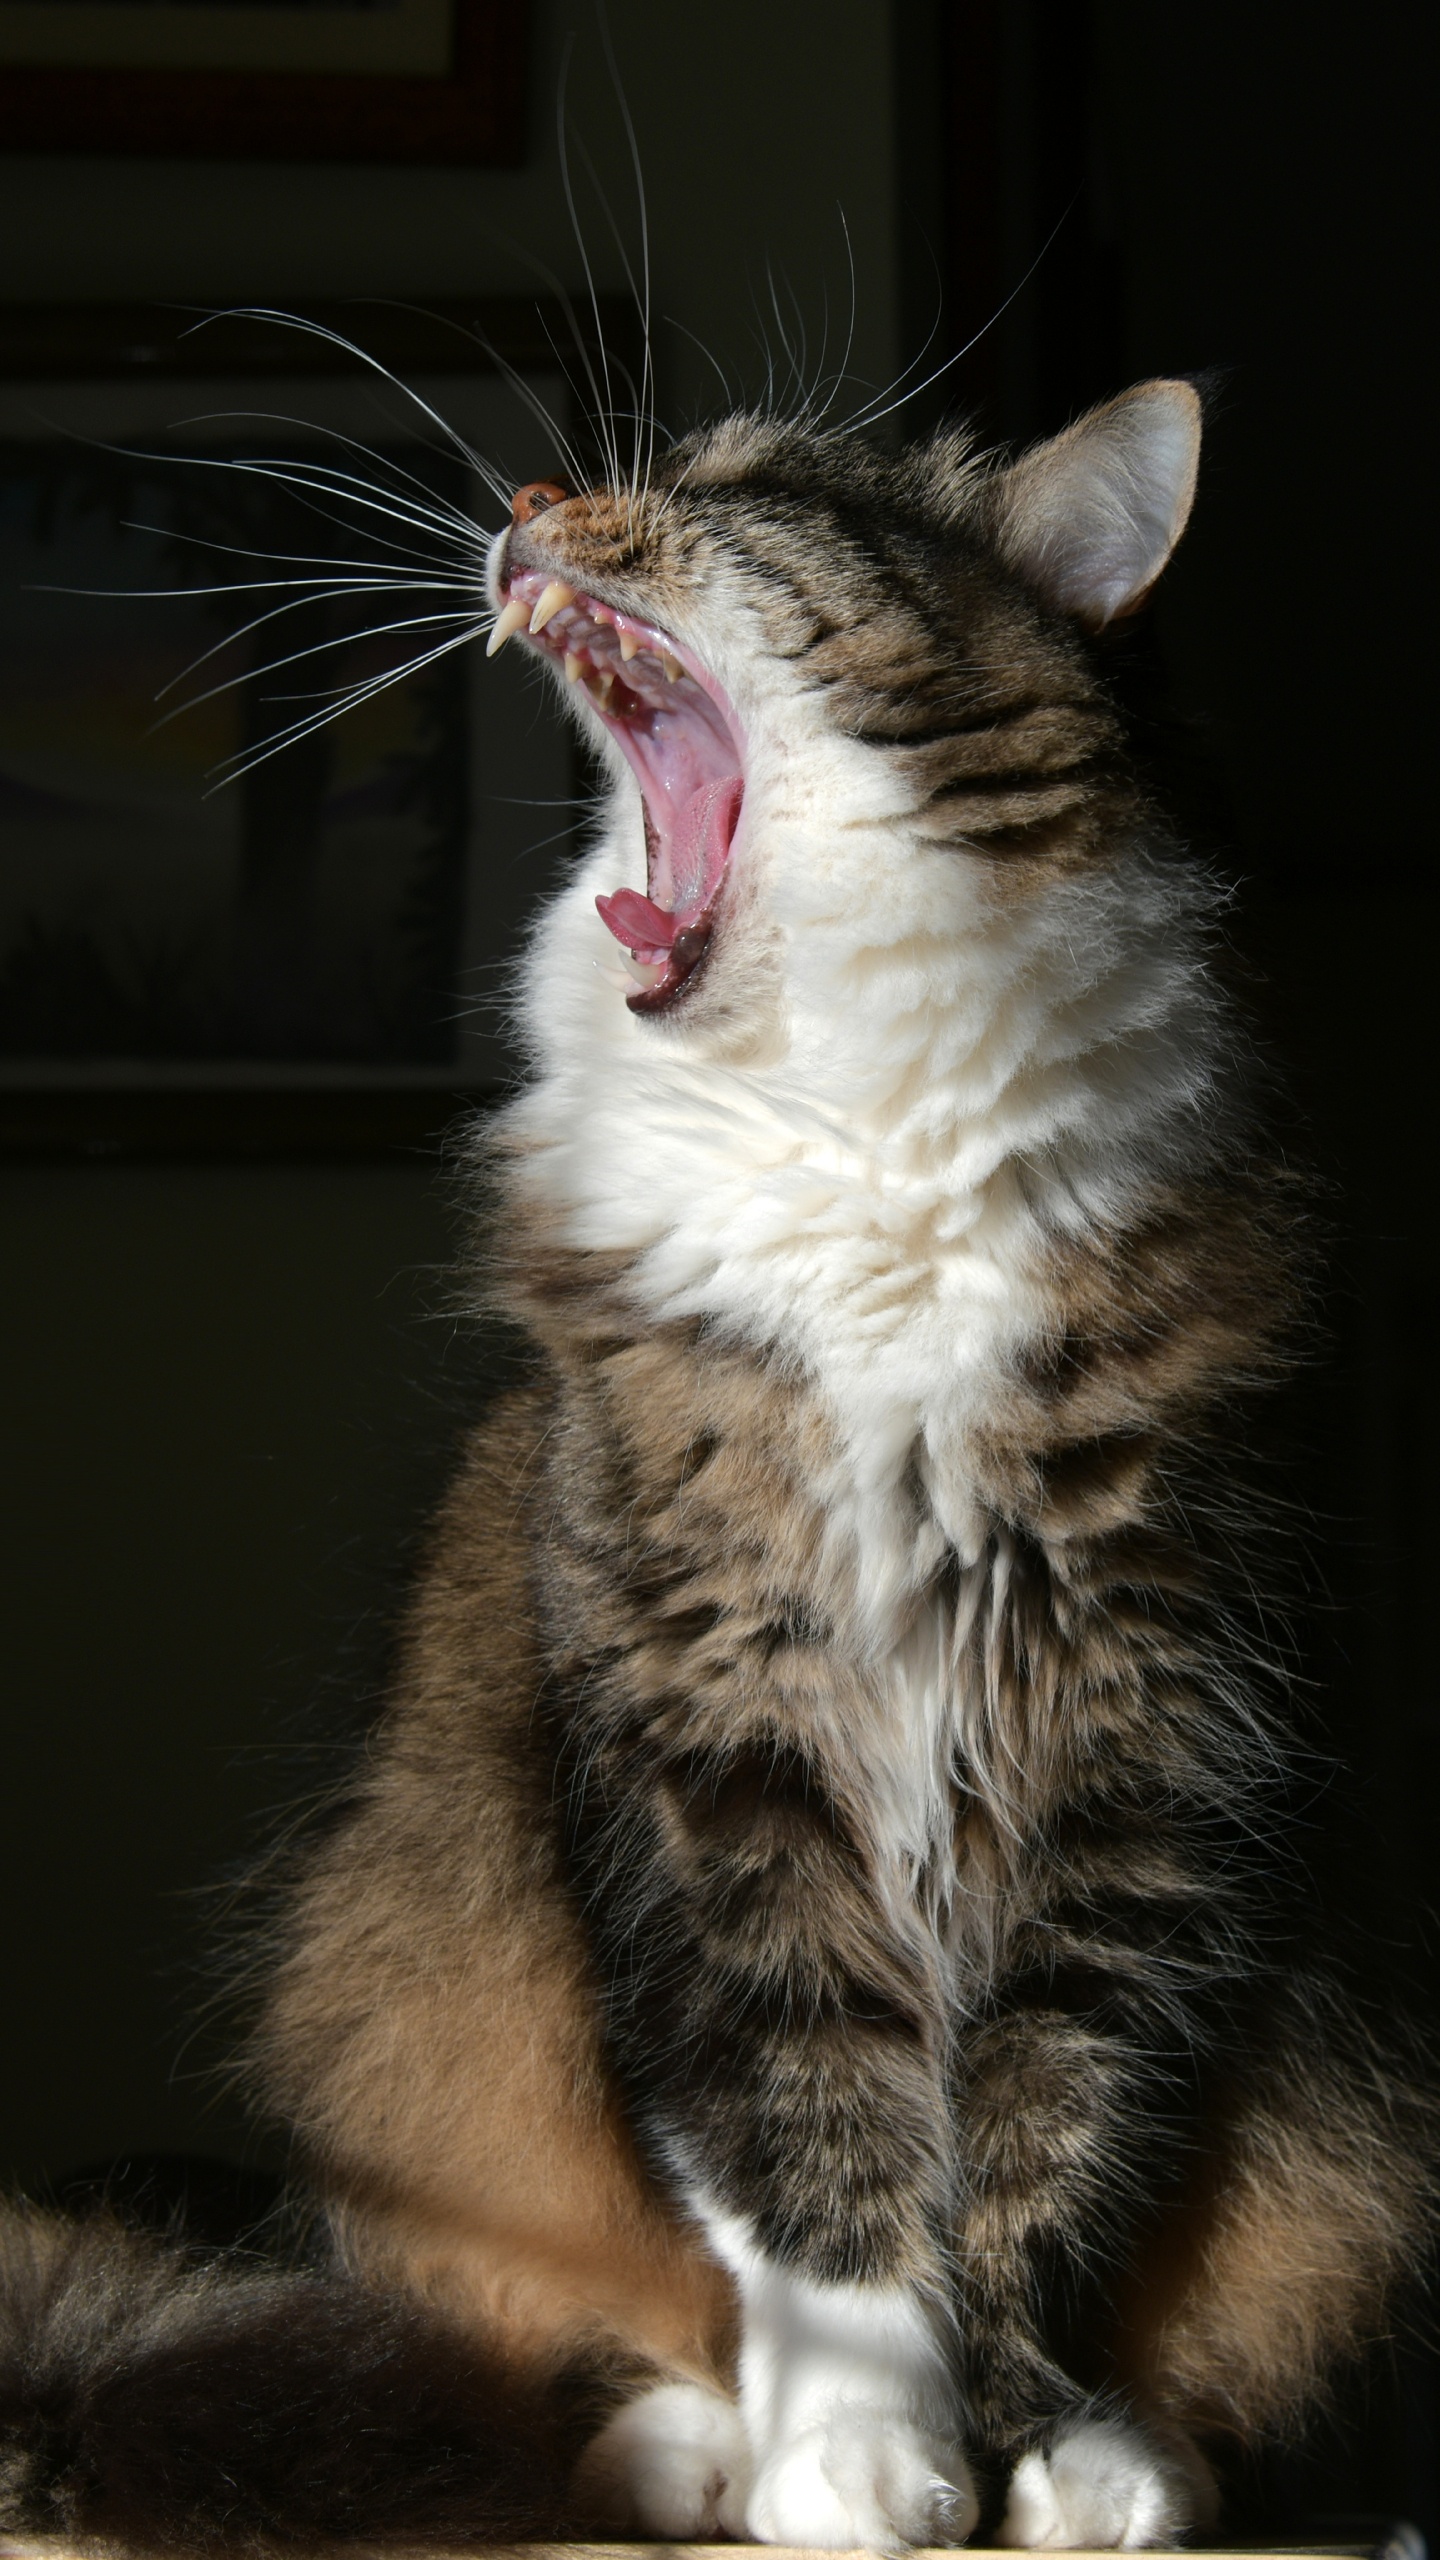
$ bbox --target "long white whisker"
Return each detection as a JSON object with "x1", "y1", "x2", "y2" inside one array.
[
  {"x1": 117, "y1": 513, "x2": 468, "y2": 579},
  {"x1": 769, "y1": 259, "x2": 812, "y2": 417},
  {"x1": 445, "y1": 244, "x2": 616, "y2": 507},
  {"x1": 597, "y1": 7, "x2": 655, "y2": 514},
  {"x1": 555, "y1": 37, "x2": 621, "y2": 497},
  {"x1": 157, "y1": 400, "x2": 501, "y2": 533},
  {"x1": 193, "y1": 451, "x2": 480, "y2": 551},
  {"x1": 28, "y1": 411, "x2": 490, "y2": 572},
  {"x1": 152, "y1": 582, "x2": 477, "y2": 706},
  {"x1": 842, "y1": 195, "x2": 1078, "y2": 437},
  {"x1": 161, "y1": 456, "x2": 483, "y2": 572},
  {"x1": 181, "y1": 306, "x2": 494, "y2": 482},
  {"x1": 530, "y1": 304, "x2": 632, "y2": 501},
  {"x1": 789, "y1": 269, "x2": 818, "y2": 419},
  {"x1": 204, "y1": 621, "x2": 482, "y2": 789},
  {"x1": 809, "y1": 206, "x2": 860, "y2": 427},
  {"x1": 273, "y1": 297, "x2": 580, "y2": 516},
  {"x1": 159, "y1": 605, "x2": 484, "y2": 731},
  {"x1": 31, "y1": 568, "x2": 457, "y2": 600},
  {"x1": 80, "y1": 438, "x2": 482, "y2": 574},
  {"x1": 663, "y1": 316, "x2": 734, "y2": 420},
  {"x1": 567, "y1": 126, "x2": 653, "y2": 510}
]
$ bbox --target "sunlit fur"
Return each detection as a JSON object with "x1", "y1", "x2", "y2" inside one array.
[{"x1": 1, "y1": 389, "x2": 1433, "y2": 2557}]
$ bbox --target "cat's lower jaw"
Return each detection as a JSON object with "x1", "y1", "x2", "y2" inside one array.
[{"x1": 997, "y1": 2417, "x2": 1202, "y2": 2550}]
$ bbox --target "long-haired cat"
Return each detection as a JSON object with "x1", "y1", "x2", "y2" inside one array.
[{"x1": 2, "y1": 379, "x2": 1433, "y2": 2552}]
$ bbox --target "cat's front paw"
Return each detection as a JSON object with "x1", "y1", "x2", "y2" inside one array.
[
  {"x1": 998, "y1": 2417, "x2": 1197, "y2": 2550},
  {"x1": 572, "y1": 2380, "x2": 752, "y2": 2537},
  {"x1": 746, "y1": 2413, "x2": 978, "y2": 2550}
]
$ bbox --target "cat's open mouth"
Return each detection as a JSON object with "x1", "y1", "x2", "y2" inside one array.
[{"x1": 489, "y1": 570, "x2": 744, "y2": 1012}]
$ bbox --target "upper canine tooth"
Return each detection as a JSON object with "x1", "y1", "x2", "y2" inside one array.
[
  {"x1": 530, "y1": 581, "x2": 575, "y2": 632},
  {"x1": 565, "y1": 652, "x2": 582, "y2": 682},
  {"x1": 485, "y1": 598, "x2": 530, "y2": 658},
  {"x1": 662, "y1": 652, "x2": 682, "y2": 682},
  {"x1": 619, "y1": 632, "x2": 639, "y2": 660}
]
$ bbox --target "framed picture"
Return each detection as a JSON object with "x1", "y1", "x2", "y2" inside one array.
[
  {"x1": 0, "y1": 0, "x2": 527, "y2": 164},
  {"x1": 0, "y1": 299, "x2": 620, "y2": 1155}
]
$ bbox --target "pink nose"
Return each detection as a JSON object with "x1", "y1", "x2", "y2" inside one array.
[{"x1": 511, "y1": 480, "x2": 571, "y2": 525}]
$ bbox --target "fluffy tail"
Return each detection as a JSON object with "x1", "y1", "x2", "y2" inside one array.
[{"x1": 0, "y1": 2200, "x2": 567, "y2": 2550}]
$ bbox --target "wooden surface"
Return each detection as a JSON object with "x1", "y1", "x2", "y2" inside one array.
[{"x1": 0, "y1": 2540, "x2": 1413, "y2": 2560}]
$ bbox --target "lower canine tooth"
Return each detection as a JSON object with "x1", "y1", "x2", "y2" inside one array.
[
  {"x1": 619, "y1": 632, "x2": 639, "y2": 660},
  {"x1": 565, "y1": 652, "x2": 582, "y2": 682},
  {"x1": 662, "y1": 652, "x2": 682, "y2": 682},
  {"x1": 530, "y1": 580, "x2": 575, "y2": 632}
]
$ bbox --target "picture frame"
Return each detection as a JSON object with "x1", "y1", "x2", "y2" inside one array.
[
  {"x1": 0, "y1": 297, "x2": 629, "y2": 1158},
  {"x1": 0, "y1": 0, "x2": 528, "y2": 167}
]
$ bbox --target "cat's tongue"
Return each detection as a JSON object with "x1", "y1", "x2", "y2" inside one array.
[{"x1": 596, "y1": 774, "x2": 743, "y2": 954}]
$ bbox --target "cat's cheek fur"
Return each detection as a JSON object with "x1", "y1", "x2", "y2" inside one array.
[{"x1": 700, "y1": 2204, "x2": 978, "y2": 2550}]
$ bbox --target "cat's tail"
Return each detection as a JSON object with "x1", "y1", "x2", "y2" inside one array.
[{"x1": 0, "y1": 2197, "x2": 568, "y2": 2550}]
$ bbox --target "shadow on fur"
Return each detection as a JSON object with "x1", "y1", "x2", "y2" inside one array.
[{"x1": 0, "y1": 2199, "x2": 567, "y2": 2551}]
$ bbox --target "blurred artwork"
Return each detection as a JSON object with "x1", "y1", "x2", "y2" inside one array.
[
  {"x1": 0, "y1": 368, "x2": 573, "y2": 1084},
  {"x1": 0, "y1": 0, "x2": 456, "y2": 79}
]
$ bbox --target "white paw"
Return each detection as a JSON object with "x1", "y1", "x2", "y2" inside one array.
[
  {"x1": 573, "y1": 2379, "x2": 752, "y2": 2537},
  {"x1": 747, "y1": 2410, "x2": 979, "y2": 2550},
  {"x1": 998, "y1": 2417, "x2": 1196, "y2": 2550}
]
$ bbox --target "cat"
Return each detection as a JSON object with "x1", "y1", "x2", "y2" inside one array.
[{"x1": 2, "y1": 378, "x2": 1434, "y2": 2554}]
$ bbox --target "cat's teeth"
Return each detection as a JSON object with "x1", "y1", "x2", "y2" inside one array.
[
  {"x1": 592, "y1": 957, "x2": 663, "y2": 996},
  {"x1": 589, "y1": 668, "x2": 615, "y2": 702},
  {"x1": 565, "y1": 652, "x2": 583, "y2": 682},
  {"x1": 619, "y1": 632, "x2": 639, "y2": 660},
  {"x1": 626, "y1": 959, "x2": 667, "y2": 989},
  {"x1": 530, "y1": 581, "x2": 575, "y2": 632},
  {"x1": 662, "y1": 653, "x2": 683, "y2": 682},
  {"x1": 485, "y1": 598, "x2": 529, "y2": 657}
]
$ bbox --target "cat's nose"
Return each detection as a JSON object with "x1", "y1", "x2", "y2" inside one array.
[{"x1": 511, "y1": 480, "x2": 570, "y2": 525}]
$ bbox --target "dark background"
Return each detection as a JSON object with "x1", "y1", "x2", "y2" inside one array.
[{"x1": 2, "y1": 0, "x2": 1437, "y2": 2540}]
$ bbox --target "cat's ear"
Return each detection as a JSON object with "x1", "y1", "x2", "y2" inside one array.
[{"x1": 993, "y1": 380, "x2": 1201, "y2": 629}]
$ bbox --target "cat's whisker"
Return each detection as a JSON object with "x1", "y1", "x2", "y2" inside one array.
[
  {"x1": 151, "y1": 585, "x2": 468, "y2": 706},
  {"x1": 192, "y1": 457, "x2": 483, "y2": 562},
  {"x1": 587, "y1": 19, "x2": 658, "y2": 524},
  {"x1": 555, "y1": 41, "x2": 623, "y2": 503},
  {"x1": 663, "y1": 316, "x2": 735, "y2": 418},
  {"x1": 181, "y1": 305, "x2": 498, "y2": 486},
  {"x1": 201, "y1": 617, "x2": 483, "y2": 789},
  {"x1": 841, "y1": 197, "x2": 1076, "y2": 439},
  {"x1": 115, "y1": 513, "x2": 470, "y2": 580},
  {"x1": 456, "y1": 225, "x2": 624, "y2": 518},
  {"x1": 567, "y1": 124, "x2": 650, "y2": 519},
  {"x1": 160, "y1": 401, "x2": 500, "y2": 537},
  {"x1": 152, "y1": 601, "x2": 484, "y2": 728},
  {"x1": 805, "y1": 208, "x2": 861, "y2": 429},
  {"x1": 30, "y1": 568, "x2": 449, "y2": 601}
]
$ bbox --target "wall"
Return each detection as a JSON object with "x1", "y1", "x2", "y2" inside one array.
[{"x1": 0, "y1": 0, "x2": 910, "y2": 2191}]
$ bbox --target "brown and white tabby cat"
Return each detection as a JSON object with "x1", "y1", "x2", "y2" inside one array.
[{"x1": 2, "y1": 381, "x2": 1433, "y2": 2553}]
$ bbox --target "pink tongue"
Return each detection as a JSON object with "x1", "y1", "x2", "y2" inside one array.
[
  {"x1": 596, "y1": 774, "x2": 743, "y2": 954},
  {"x1": 596, "y1": 885, "x2": 678, "y2": 950}
]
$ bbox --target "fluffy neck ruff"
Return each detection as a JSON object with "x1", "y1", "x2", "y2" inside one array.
[{"x1": 501, "y1": 756, "x2": 1226, "y2": 1637}]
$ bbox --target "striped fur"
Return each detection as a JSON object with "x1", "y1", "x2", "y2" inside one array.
[{"x1": 4, "y1": 385, "x2": 1433, "y2": 2552}]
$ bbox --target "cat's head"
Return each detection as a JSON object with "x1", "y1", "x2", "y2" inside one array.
[{"x1": 487, "y1": 381, "x2": 1200, "y2": 1046}]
